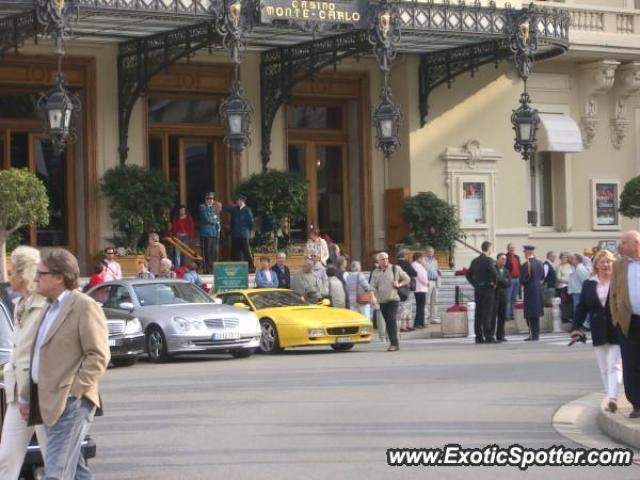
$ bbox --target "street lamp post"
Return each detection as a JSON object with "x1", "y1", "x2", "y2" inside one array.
[
  {"x1": 215, "y1": 0, "x2": 253, "y2": 153},
  {"x1": 510, "y1": 7, "x2": 540, "y2": 161},
  {"x1": 369, "y1": 0, "x2": 401, "y2": 160},
  {"x1": 35, "y1": 0, "x2": 80, "y2": 152}
]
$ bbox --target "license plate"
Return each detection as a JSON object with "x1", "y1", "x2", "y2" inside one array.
[
  {"x1": 336, "y1": 336, "x2": 352, "y2": 344},
  {"x1": 212, "y1": 331, "x2": 240, "y2": 341},
  {"x1": 109, "y1": 339, "x2": 116, "y2": 347}
]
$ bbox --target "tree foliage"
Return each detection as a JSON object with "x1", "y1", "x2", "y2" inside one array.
[
  {"x1": 236, "y1": 170, "x2": 307, "y2": 251},
  {"x1": 0, "y1": 169, "x2": 50, "y2": 281},
  {"x1": 619, "y1": 176, "x2": 640, "y2": 219},
  {"x1": 402, "y1": 192, "x2": 463, "y2": 251},
  {"x1": 101, "y1": 165, "x2": 177, "y2": 251}
]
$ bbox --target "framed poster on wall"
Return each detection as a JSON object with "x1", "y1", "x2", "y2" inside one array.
[
  {"x1": 591, "y1": 180, "x2": 620, "y2": 230},
  {"x1": 461, "y1": 181, "x2": 486, "y2": 226}
]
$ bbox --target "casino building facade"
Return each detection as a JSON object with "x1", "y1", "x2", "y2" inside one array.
[{"x1": 0, "y1": 0, "x2": 639, "y2": 270}]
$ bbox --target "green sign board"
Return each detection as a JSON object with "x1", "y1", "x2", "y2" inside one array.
[{"x1": 214, "y1": 262, "x2": 249, "y2": 293}]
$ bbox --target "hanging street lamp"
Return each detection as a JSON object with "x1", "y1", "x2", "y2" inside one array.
[
  {"x1": 373, "y1": 86, "x2": 401, "y2": 159},
  {"x1": 369, "y1": 0, "x2": 401, "y2": 160},
  {"x1": 35, "y1": 0, "x2": 80, "y2": 152},
  {"x1": 511, "y1": 85, "x2": 539, "y2": 162},
  {"x1": 37, "y1": 67, "x2": 81, "y2": 152},
  {"x1": 214, "y1": 0, "x2": 254, "y2": 153},
  {"x1": 510, "y1": 6, "x2": 540, "y2": 161},
  {"x1": 219, "y1": 79, "x2": 252, "y2": 153}
]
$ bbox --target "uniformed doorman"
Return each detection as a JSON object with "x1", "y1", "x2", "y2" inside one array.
[
  {"x1": 224, "y1": 193, "x2": 255, "y2": 272},
  {"x1": 198, "y1": 192, "x2": 221, "y2": 273}
]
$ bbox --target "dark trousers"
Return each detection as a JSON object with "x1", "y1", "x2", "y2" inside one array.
[
  {"x1": 526, "y1": 317, "x2": 540, "y2": 340},
  {"x1": 474, "y1": 287, "x2": 496, "y2": 341},
  {"x1": 619, "y1": 317, "x2": 640, "y2": 410},
  {"x1": 494, "y1": 288, "x2": 507, "y2": 340},
  {"x1": 231, "y1": 237, "x2": 255, "y2": 269},
  {"x1": 200, "y1": 236, "x2": 219, "y2": 273},
  {"x1": 380, "y1": 301, "x2": 399, "y2": 346},
  {"x1": 414, "y1": 292, "x2": 426, "y2": 327}
]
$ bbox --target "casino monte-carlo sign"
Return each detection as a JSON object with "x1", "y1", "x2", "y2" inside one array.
[{"x1": 260, "y1": 0, "x2": 368, "y2": 27}]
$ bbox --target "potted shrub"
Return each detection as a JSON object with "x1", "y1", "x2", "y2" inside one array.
[
  {"x1": 0, "y1": 169, "x2": 49, "y2": 281},
  {"x1": 401, "y1": 191, "x2": 464, "y2": 268},
  {"x1": 236, "y1": 169, "x2": 307, "y2": 264},
  {"x1": 101, "y1": 165, "x2": 177, "y2": 275},
  {"x1": 620, "y1": 176, "x2": 640, "y2": 219}
]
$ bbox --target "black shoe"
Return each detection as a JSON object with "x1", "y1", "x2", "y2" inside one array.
[
  {"x1": 485, "y1": 338, "x2": 497, "y2": 344},
  {"x1": 497, "y1": 337, "x2": 507, "y2": 342},
  {"x1": 630, "y1": 409, "x2": 640, "y2": 419},
  {"x1": 475, "y1": 338, "x2": 485, "y2": 344},
  {"x1": 524, "y1": 336, "x2": 533, "y2": 341}
]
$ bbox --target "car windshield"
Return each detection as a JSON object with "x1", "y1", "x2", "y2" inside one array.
[
  {"x1": 133, "y1": 283, "x2": 212, "y2": 306},
  {"x1": 248, "y1": 290, "x2": 309, "y2": 309},
  {"x1": 0, "y1": 304, "x2": 13, "y2": 367}
]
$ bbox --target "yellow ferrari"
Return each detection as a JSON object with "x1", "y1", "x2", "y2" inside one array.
[{"x1": 215, "y1": 289, "x2": 373, "y2": 353}]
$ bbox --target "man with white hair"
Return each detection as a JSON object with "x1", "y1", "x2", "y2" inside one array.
[
  {"x1": 610, "y1": 230, "x2": 640, "y2": 418},
  {"x1": 370, "y1": 252, "x2": 410, "y2": 352},
  {"x1": 291, "y1": 260, "x2": 324, "y2": 303}
]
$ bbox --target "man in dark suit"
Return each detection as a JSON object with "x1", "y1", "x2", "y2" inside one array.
[
  {"x1": 520, "y1": 245, "x2": 545, "y2": 341},
  {"x1": 543, "y1": 251, "x2": 557, "y2": 289},
  {"x1": 494, "y1": 253, "x2": 511, "y2": 342},
  {"x1": 610, "y1": 230, "x2": 640, "y2": 418},
  {"x1": 223, "y1": 193, "x2": 255, "y2": 271},
  {"x1": 466, "y1": 241, "x2": 498, "y2": 344},
  {"x1": 271, "y1": 252, "x2": 291, "y2": 289}
]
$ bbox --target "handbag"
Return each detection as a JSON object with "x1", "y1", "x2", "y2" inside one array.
[
  {"x1": 393, "y1": 265, "x2": 410, "y2": 302},
  {"x1": 356, "y1": 274, "x2": 374, "y2": 305}
]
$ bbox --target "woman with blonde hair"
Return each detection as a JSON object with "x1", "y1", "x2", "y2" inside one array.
[
  {"x1": 0, "y1": 246, "x2": 48, "y2": 478},
  {"x1": 571, "y1": 249, "x2": 622, "y2": 413}
]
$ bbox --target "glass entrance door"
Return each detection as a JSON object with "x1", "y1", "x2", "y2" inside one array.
[
  {"x1": 0, "y1": 130, "x2": 75, "y2": 251},
  {"x1": 148, "y1": 135, "x2": 226, "y2": 218},
  {"x1": 287, "y1": 142, "x2": 349, "y2": 247},
  {"x1": 180, "y1": 139, "x2": 216, "y2": 219}
]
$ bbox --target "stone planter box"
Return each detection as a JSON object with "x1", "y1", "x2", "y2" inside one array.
[
  {"x1": 117, "y1": 255, "x2": 146, "y2": 277},
  {"x1": 514, "y1": 307, "x2": 529, "y2": 334},
  {"x1": 441, "y1": 311, "x2": 468, "y2": 337},
  {"x1": 541, "y1": 307, "x2": 554, "y2": 333}
]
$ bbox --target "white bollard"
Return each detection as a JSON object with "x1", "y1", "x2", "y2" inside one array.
[
  {"x1": 466, "y1": 301, "x2": 476, "y2": 338},
  {"x1": 552, "y1": 297, "x2": 562, "y2": 333}
]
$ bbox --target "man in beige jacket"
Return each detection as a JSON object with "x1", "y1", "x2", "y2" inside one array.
[
  {"x1": 610, "y1": 231, "x2": 640, "y2": 419},
  {"x1": 25, "y1": 248, "x2": 110, "y2": 479}
]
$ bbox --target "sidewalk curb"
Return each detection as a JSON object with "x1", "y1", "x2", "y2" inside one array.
[
  {"x1": 597, "y1": 396, "x2": 640, "y2": 450},
  {"x1": 553, "y1": 392, "x2": 640, "y2": 465}
]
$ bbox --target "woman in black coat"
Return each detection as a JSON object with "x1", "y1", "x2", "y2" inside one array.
[{"x1": 571, "y1": 249, "x2": 621, "y2": 413}]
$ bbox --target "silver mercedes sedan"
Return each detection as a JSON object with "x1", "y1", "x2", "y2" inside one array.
[{"x1": 87, "y1": 279, "x2": 261, "y2": 362}]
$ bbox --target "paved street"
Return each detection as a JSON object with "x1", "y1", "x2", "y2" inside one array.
[{"x1": 91, "y1": 335, "x2": 639, "y2": 480}]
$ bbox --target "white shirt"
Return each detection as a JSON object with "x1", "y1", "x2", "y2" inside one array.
[
  {"x1": 31, "y1": 290, "x2": 71, "y2": 384},
  {"x1": 595, "y1": 277, "x2": 610, "y2": 308},
  {"x1": 103, "y1": 260, "x2": 122, "y2": 281},
  {"x1": 628, "y1": 259, "x2": 640, "y2": 315}
]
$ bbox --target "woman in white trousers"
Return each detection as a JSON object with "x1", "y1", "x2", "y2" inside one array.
[
  {"x1": 571, "y1": 249, "x2": 622, "y2": 413},
  {"x1": 0, "y1": 246, "x2": 48, "y2": 479}
]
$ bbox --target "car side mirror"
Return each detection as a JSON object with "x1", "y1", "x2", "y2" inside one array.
[
  {"x1": 212, "y1": 298, "x2": 222, "y2": 305},
  {"x1": 233, "y1": 302, "x2": 250, "y2": 310},
  {"x1": 319, "y1": 298, "x2": 331, "y2": 307},
  {"x1": 119, "y1": 302, "x2": 134, "y2": 311}
]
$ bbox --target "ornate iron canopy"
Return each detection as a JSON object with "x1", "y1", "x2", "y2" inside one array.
[{"x1": 0, "y1": 0, "x2": 570, "y2": 166}]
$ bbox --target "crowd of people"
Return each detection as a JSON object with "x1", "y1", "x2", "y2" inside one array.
[
  {"x1": 465, "y1": 232, "x2": 640, "y2": 419},
  {"x1": 255, "y1": 227, "x2": 444, "y2": 353}
]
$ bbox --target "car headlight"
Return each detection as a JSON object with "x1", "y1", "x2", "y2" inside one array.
[
  {"x1": 173, "y1": 316, "x2": 189, "y2": 332},
  {"x1": 124, "y1": 318, "x2": 142, "y2": 335},
  {"x1": 360, "y1": 325, "x2": 372, "y2": 335},
  {"x1": 308, "y1": 328, "x2": 325, "y2": 338}
]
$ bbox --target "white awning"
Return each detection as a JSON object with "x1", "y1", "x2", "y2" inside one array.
[{"x1": 537, "y1": 113, "x2": 584, "y2": 153}]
